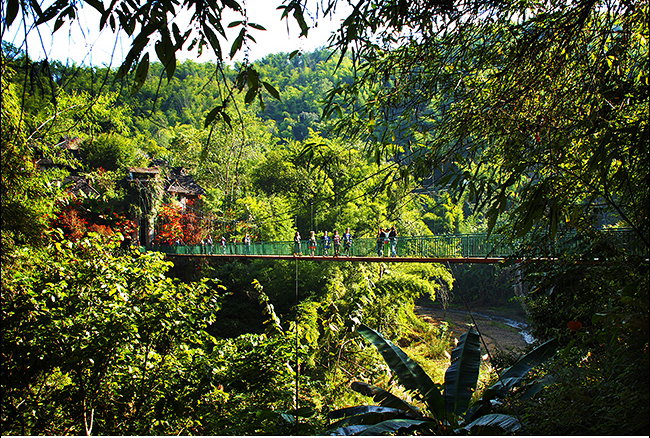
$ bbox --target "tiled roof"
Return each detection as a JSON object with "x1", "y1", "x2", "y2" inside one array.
[{"x1": 165, "y1": 167, "x2": 205, "y2": 196}]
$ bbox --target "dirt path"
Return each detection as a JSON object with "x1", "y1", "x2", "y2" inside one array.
[{"x1": 415, "y1": 306, "x2": 531, "y2": 353}]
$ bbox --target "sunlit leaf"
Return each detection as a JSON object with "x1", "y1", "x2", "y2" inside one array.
[
  {"x1": 358, "y1": 325, "x2": 445, "y2": 420},
  {"x1": 444, "y1": 328, "x2": 480, "y2": 415}
]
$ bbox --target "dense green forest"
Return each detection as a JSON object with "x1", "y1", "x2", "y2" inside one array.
[{"x1": 2, "y1": 0, "x2": 648, "y2": 435}]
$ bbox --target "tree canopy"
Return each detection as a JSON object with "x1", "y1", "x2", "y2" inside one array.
[{"x1": 325, "y1": 1, "x2": 648, "y2": 244}]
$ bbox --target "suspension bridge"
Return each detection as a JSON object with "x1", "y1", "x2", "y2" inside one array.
[{"x1": 142, "y1": 229, "x2": 646, "y2": 263}]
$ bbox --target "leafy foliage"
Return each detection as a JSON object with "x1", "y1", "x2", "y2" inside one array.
[
  {"x1": 514, "y1": 256, "x2": 649, "y2": 434},
  {"x1": 1, "y1": 232, "x2": 322, "y2": 435},
  {"x1": 327, "y1": 324, "x2": 558, "y2": 435},
  {"x1": 1, "y1": 61, "x2": 59, "y2": 252},
  {"x1": 81, "y1": 133, "x2": 146, "y2": 171},
  {"x1": 1, "y1": 233, "x2": 220, "y2": 434}
]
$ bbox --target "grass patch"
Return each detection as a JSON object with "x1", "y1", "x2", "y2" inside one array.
[{"x1": 402, "y1": 321, "x2": 455, "y2": 385}]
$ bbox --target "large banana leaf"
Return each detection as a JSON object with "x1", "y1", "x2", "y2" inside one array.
[
  {"x1": 459, "y1": 413, "x2": 522, "y2": 433},
  {"x1": 517, "y1": 374, "x2": 558, "y2": 401},
  {"x1": 329, "y1": 405, "x2": 413, "y2": 421},
  {"x1": 444, "y1": 328, "x2": 481, "y2": 416},
  {"x1": 484, "y1": 337, "x2": 559, "y2": 400},
  {"x1": 349, "y1": 381, "x2": 421, "y2": 415},
  {"x1": 327, "y1": 405, "x2": 422, "y2": 430},
  {"x1": 357, "y1": 324, "x2": 446, "y2": 419},
  {"x1": 328, "y1": 418, "x2": 431, "y2": 436}
]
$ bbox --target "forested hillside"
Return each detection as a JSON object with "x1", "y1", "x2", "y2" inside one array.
[
  {"x1": 2, "y1": 0, "x2": 648, "y2": 434},
  {"x1": 3, "y1": 44, "x2": 349, "y2": 139},
  {"x1": 2, "y1": 42, "x2": 475, "y2": 242}
]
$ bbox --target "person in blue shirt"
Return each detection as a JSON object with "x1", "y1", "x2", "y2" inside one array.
[{"x1": 321, "y1": 231, "x2": 331, "y2": 256}]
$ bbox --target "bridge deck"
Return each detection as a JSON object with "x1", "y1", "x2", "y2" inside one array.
[{"x1": 165, "y1": 253, "x2": 506, "y2": 263}]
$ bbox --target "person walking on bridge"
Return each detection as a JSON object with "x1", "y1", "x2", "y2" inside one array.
[
  {"x1": 376, "y1": 227, "x2": 387, "y2": 257},
  {"x1": 388, "y1": 226, "x2": 398, "y2": 257},
  {"x1": 293, "y1": 231, "x2": 302, "y2": 256},
  {"x1": 321, "y1": 231, "x2": 331, "y2": 256},
  {"x1": 205, "y1": 234, "x2": 213, "y2": 254},
  {"x1": 343, "y1": 227, "x2": 352, "y2": 256},
  {"x1": 332, "y1": 230, "x2": 341, "y2": 257},
  {"x1": 308, "y1": 231, "x2": 317, "y2": 256}
]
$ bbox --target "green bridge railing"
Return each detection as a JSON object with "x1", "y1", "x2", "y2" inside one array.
[{"x1": 143, "y1": 229, "x2": 647, "y2": 260}]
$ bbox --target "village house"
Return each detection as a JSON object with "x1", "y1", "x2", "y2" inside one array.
[{"x1": 127, "y1": 162, "x2": 206, "y2": 246}]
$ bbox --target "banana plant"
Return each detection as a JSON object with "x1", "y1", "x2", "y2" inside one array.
[{"x1": 327, "y1": 324, "x2": 558, "y2": 435}]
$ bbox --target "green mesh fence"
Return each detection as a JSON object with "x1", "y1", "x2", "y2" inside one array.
[{"x1": 143, "y1": 229, "x2": 646, "y2": 259}]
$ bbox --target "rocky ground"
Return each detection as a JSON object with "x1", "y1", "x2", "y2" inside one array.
[{"x1": 415, "y1": 305, "x2": 531, "y2": 353}]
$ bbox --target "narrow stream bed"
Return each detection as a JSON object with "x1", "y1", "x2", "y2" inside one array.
[{"x1": 415, "y1": 306, "x2": 534, "y2": 352}]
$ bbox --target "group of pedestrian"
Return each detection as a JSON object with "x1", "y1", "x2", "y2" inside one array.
[
  {"x1": 199, "y1": 225, "x2": 398, "y2": 258},
  {"x1": 201, "y1": 235, "x2": 213, "y2": 253},
  {"x1": 293, "y1": 226, "x2": 398, "y2": 257},
  {"x1": 201, "y1": 233, "x2": 251, "y2": 254},
  {"x1": 376, "y1": 226, "x2": 398, "y2": 257},
  {"x1": 294, "y1": 227, "x2": 354, "y2": 257}
]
